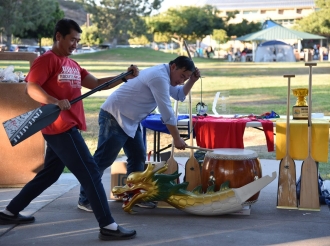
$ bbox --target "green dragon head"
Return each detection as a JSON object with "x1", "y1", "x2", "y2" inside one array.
[{"x1": 112, "y1": 162, "x2": 191, "y2": 213}]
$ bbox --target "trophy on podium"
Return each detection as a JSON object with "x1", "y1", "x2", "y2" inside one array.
[{"x1": 292, "y1": 88, "x2": 308, "y2": 119}]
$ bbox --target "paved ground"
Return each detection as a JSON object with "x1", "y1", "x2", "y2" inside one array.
[{"x1": 0, "y1": 158, "x2": 329, "y2": 246}]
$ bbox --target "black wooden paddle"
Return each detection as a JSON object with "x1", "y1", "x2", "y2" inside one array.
[{"x1": 3, "y1": 71, "x2": 132, "y2": 146}]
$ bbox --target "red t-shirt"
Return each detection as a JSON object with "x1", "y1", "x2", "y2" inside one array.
[{"x1": 25, "y1": 50, "x2": 89, "y2": 134}]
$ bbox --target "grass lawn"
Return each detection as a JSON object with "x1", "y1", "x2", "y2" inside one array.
[{"x1": 1, "y1": 48, "x2": 329, "y2": 179}]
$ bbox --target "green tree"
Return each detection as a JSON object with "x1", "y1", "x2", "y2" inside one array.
[
  {"x1": 14, "y1": 1, "x2": 64, "y2": 48},
  {"x1": 128, "y1": 35, "x2": 149, "y2": 45},
  {"x1": 295, "y1": 0, "x2": 330, "y2": 38},
  {"x1": 0, "y1": 0, "x2": 63, "y2": 49},
  {"x1": 81, "y1": 25, "x2": 103, "y2": 46},
  {"x1": 79, "y1": 0, "x2": 162, "y2": 46},
  {"x1": 226, "y1": 19, "x2": 261, "y2": 38},
  {"x1": 212, "y1": 29, "x2": 228, "y2": 44},
  {"x1": 0, "y1": 0, "x2": 21, "y2": 49},
  {"x1": 149, "y1": 5, "x2": 225, "y2": 53}
]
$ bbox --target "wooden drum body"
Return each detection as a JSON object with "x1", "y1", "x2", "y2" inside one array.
[{"x1": 201, "y1": 148, "x2": 262, "y2": 203}]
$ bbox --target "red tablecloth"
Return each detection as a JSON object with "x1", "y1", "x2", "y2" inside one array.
[{"x1": 192, "y1": 116, "x2": 274, "y2": 151}]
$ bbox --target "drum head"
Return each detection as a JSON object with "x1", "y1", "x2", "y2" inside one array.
[{"x1": 205, "y1": 148, "x2": 258, "y2": 160}]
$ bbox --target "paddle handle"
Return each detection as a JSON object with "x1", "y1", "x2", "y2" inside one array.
[
  {"x1": 183, "y1": 40, "x2": 198, "y2": 74},
  {"x1": 171, "y1": 100, "x2": 179, "y2": 155},
  {"x1": 185, "y1": 146, "x2": 213, "y2": 152},
  {"x1": 284, "y1": 74, "x2": 295, "y2": 156},
  {"x1": 305, "y1": 62, "x2": 317, "y2": 155},
  {"x1": 70, "y1": 70, "x2": 132, "y2": 105},
  {"x1": 184, "y1": 40, "x2": 198, "y2": 157}
]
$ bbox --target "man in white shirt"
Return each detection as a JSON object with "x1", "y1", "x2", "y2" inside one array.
[{"x1": 77, "y1": 56, "x2": 200, "y2": 211}]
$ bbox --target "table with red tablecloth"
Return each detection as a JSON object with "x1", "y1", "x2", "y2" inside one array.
[
  {"x1": 192, "y1": 116, "x2": 274, "y2": 151},
  {"x1": 141, "y1": 114, "x2": 275, "y2": 161}
]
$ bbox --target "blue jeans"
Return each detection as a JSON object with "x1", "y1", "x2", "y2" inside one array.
[
  {"x1": 7, "y1": 127, "x2": 115, "y2": 228},
  {"x1": 79, "y1": 109, "x2": 146, "y2": 205}
]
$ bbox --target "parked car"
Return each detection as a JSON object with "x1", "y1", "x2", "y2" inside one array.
[
  {"x1": 99, "y1": 44, "x2": 111, "y2": 50},
  {"x1": 81, "y1": 47, "x2": 98, "y2": 53},
  {"x1": 73, "y1": 47, "x2": 98, "y2": 54},
  {"x1": 17, "y1": 45, "x2": 29, "y2": 52},
  {"x1": 0, "y1": 44, "x2": 6, "y2": 51},
  {"x1": 9, "y1": 45, "x2": 29, "y2": 52},
  {"x1": 26, "y1": 46, "x2": 47, "y2": 55},
  {"x1": 9, "y1": 45, "x2": 18, "y2": 52}
]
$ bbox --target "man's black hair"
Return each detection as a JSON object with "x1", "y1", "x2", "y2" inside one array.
[
  {"x1": 169, "y1": 56, "x2": 195, "y2": 72},
  {"x1": 53, "y1": 18, "x2": 82, "y2": 42}
]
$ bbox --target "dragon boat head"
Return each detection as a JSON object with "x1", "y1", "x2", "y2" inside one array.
[
  {"x1": 112, "y1": 161, "x2": 277, "y2": 216},
  {"x1": 112, "y1": 161, "x2": 183, "y2": 213}
]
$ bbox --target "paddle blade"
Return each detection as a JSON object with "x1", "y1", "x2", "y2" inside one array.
[
  {"x1": 185, "y1": 157, "x2": 201, "y2": 191},
  {"x1": 277, "y1": 156, "x2": 298, "y2": 209},
  {"x1": 299, "y1": 156, "x2": 320, "y2": 211},
  {"x1": 3, "y1": 104, "x2": 60, "y2": 146},
  {"x1": 165, "y1": 156, "x2": 178, "y2": 175},
  {"x1": 165, "y1": 156, "x2": 179, "y2": 183}
]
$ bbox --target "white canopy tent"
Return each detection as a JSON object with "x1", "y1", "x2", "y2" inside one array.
[{"x1": 255, "y1": 40, "x2": 296, "y2": 62}]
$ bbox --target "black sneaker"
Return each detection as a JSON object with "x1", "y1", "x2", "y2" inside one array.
[
  {"x1": 77, "y1": 202, "x2": 93, "y2": 212},
  {"x1": 99, "y1": 226, "x2": 136, "y2": 240},
  {"x1": 0, "y1": 212, "x2": 35, "y2": 225},
  {"x1": 135, "y1": 201, "x2": 157, "y2": 209}
]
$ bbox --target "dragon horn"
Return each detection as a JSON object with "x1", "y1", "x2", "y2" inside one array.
[
  {"x1": 152, "y1": 161, "x2": 166, "y2": 173},
  {"x1": 144, "y1": 161, "x2": 166, "y2": 174}
]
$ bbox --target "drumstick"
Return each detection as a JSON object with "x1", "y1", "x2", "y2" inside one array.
[{"x1": 185, "y1": 146, "x2": 214, "y2": 152}]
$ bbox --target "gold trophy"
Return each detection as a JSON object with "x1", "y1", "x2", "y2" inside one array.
[{"x1": 292, "y1": 88, "x2": 308, "y2": 119}]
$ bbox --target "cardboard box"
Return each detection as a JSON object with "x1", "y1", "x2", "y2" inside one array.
[
  {"x1": 0, "y1": 83, "x2": 45, "y2": 187},
  {"x1": 110, "y1": 161, "x2": 158, "y2": 200},
  {"x1": 110, "y1": 160, "x2": 173, "y2": 208},
  {"x1": 110, "y1": 161, "x2": 128, "y2": 200},
  {"x1": 110, "y1": 152, "x2": 171, "y2": 199}
]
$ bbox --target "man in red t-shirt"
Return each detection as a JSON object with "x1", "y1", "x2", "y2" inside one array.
[{"x1": 0, "y1": 18, "x2": 138, "y2": 241}]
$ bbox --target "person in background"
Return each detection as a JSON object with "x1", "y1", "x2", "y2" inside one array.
[
  {"x1": 242, "y1": 47, "x2": 249, "y2": 55},
  {"x1": 77, "y1": 56, "x2": 200, "y2": 211},
  {"x1": 205, "y1": 46, "x2": 214, "y2": 58},
  {"x1": 0, "y1": 18, "x2": 139, "y2": 241}
]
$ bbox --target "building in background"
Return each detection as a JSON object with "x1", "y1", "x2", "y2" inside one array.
[{"x1": 204, "y1": 0, "x2": 316, "y2": 28}]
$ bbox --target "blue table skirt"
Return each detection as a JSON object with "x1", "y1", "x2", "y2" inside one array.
[{"x1": 141, "y1": 114, "x2": 189, "y2": 134}]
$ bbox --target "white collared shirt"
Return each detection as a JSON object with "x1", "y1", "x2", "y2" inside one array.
[{"x1": 101, "y1": 64, "x2": 186, "y2": 138}]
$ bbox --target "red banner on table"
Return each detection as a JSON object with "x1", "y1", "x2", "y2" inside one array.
[{"x1": 192, "y1": 116, "x2": 274, "y2": 151}]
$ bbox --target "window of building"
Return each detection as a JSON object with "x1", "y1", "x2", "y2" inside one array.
[
  {"x1": 296, "y1": 9, "x2": 302, "y2": 14},
  {"x1": 278, "y1": 9, "x2": 284, "y2": 14},
  {"x1": 261, "y1": 10, "x2": 266, "y2": 14},
  {"x1": 266, "y1": 9, "x2": 277, "y2": 14}
]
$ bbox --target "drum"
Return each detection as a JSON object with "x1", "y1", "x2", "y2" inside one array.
[{"x1": 201, "y1": 148, "x2": 262, "y2": 203}]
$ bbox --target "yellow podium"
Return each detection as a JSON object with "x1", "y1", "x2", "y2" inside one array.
[{"x1": 276, "y1": 119, "x2": 329, "y2": 162}]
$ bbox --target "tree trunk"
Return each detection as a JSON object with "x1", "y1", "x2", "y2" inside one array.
[
  {"x1": 111, "y1": 38, "x2": 117, "y2": 48},
  {"x1": 6, "y1": 34, "x2": 12, "y2": 51}
]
